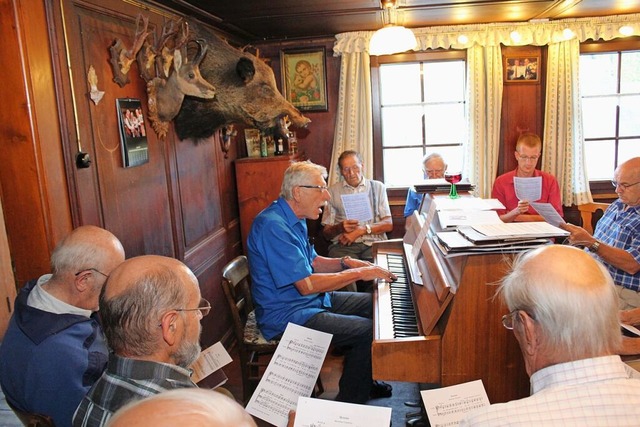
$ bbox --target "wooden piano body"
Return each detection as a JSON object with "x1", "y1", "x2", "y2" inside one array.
[{"x1": 372, "y1": 198, "x2": 530, "y2": 404}]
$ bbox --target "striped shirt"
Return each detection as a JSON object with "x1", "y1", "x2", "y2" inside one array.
[
  {"x1": 461, "y1": 355, "x2": 640, "y2": 426},
  {"x1": 72, "y1": 354, "x2": 195, "y2": 427},
  {"x1": 593, "y1": 200, "x2": 640, "y2": 291}
]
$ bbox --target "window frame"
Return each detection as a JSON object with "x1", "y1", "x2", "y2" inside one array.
[
  {"x1": 580, "y1": 37, "x2": 640, "y2": 197},
  {"x1": 370, "y1": 49, "x2": 467, "y2": 186}
]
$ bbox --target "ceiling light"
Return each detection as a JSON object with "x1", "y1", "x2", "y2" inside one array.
[
  {"x1": 619, "y1": 25, "x2": 634, "y2": 36},
  {"x1": 369, "y1": 0, "x2": 417, "y2": 56}
]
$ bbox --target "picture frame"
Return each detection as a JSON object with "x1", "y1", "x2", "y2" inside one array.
[
  {"x1": 116, "y1": 98, "x2": 149, "y2": 167},
  {"x1": 504, "y1": 56, "x2": 539, "y2": 83},
  {"x1": 244, "y1": 128, "x2": 262, "y2": 157},
  {"x1": 280, "y1": 47, "x2": 328, "y2": 111}
]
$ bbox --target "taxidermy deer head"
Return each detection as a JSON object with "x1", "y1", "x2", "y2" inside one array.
[
  {"x1": 147, "y1": 39, "x2": 216, "y2": 139},
  {"x1": 109, "y1": 14, "x2": 151, "y2": 87}
]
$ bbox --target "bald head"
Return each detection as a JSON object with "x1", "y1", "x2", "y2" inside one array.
[
  {"x1": 106, "y1": 389, "x2": 256, "y2": 427},
  {"x1": 501, "y1": 245, "x2": 620, "y2": 361},
  {"x1": 614, "y1": 157, "x2": 640, "y2": 207},
  {"x1": 51, "y1": 225, "x2": 124, "y2": 277},
  {"x1": 100, "y1": 255, "x2": 201, "y2": 361}
]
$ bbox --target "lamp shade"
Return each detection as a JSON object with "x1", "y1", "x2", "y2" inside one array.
[{"x1": 369, "y1": 25, "x2": 417, "y2": 55}]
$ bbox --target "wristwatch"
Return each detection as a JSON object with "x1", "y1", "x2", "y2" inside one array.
[
  {"x1": 365, "y1": 224, "x2": 372, "y2": 235},
  {"x1": 589, "y1": 240, "x2": 601, "y2": 253}
]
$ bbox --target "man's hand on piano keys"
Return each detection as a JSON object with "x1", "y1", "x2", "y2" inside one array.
[{"x1": 354, "y1": 265, "x2": 397, "y2": 283}]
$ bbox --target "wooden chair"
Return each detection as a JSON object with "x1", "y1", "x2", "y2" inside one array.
[
  {"x1": 221, "y1": 255, "x2": 281, "y2": 404},
  {"x1": 5, "y1": 399, "x2": 55, "y2": 427},
  {"x1": 577, "y1": 202, "x2": 610, "y2": 234}
]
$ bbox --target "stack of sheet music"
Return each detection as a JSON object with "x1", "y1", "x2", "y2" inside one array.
[{"x1": 434, "y1": 222, "x2": 569, "y2": 256}]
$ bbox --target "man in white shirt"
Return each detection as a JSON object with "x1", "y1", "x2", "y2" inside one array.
[{"x1": 461, "y1": 245, "x2": 640, "y2": 426}]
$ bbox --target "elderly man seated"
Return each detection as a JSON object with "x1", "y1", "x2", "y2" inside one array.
[{"x1": 461, "y1": 245, "x2": 640, "y2": 425}]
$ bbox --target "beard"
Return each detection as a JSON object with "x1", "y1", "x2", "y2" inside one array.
[{"x1": 174, "y1": 338, "x2": 202, "y2": 369}]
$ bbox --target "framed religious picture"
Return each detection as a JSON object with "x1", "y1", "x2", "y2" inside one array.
[
  {"x1": 116, "y1": 98, "x2": 149, "y2": 167},
  {"x1": 280, "y1": 47, "x2": 328, "y2": 111},
  {"x1": 504, "y1": 56, "x2": 540, "y2": 83}
]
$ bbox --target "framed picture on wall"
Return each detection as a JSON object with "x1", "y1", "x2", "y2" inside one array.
[
  {"x1": 504, "y1": 56, "x2": 539, "y2": 83},
  {"x1": 280, "y1": 47, "x2": 328, "y2": 111},
  {"x1": 244, "y1": 128, "x2": 262, "y2": 157},
  {"x1": 116, "y1": 98, "x2": 149, "y2": 167}
]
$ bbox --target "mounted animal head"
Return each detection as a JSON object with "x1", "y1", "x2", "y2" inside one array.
[
  {"x1": 173, "y1": 22, "x2": 310, "y2": 141},
  {"x1": 147, "y1": 39, "x2": 216, "y2": 139},
  {"x1": 109, "y1": 13, "x2": 151, "y2": 87}
]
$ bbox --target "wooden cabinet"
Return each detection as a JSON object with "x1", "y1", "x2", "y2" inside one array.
[{"x1": 235, "y1": 156, "x2": 296, "y2": 251}]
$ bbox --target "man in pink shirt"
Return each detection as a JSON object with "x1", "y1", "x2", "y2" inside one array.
[{"x1": 491, "y1": 133, "x2": 562, "y2": 222}]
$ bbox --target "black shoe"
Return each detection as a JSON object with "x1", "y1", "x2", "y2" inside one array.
[{"x1": 370, "y1": 380, "x2": 393, "y2": 399}]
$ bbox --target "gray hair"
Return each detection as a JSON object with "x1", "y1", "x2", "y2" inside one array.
[
  {"x1": 499, "y1": 248, "x2": 621, "y2": 359},
  {"x1": 99, "y1": 265, "x2": 189, "y2": 356},
  {"x1": 51, "y1": 227, "x2": 121, "y2": 275},
  {"x1": 337, "y1": 150, "x2": 363, "y2": 169},
  {"x1": 422, "y1": 153, "x2": 446, "y2": 169},
  {"x1": 106, "y1": 388, "x2": 256, "y2": 427},
  {"x1": 280, "y1": 160, "x2": 327, "y2": 200}
]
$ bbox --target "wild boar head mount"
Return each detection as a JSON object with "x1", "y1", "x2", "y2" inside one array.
[{"x1": 173, "y1": 22, "x2": 310, "y2": 141}]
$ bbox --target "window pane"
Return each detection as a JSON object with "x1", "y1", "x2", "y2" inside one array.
[
  {"x1": 425, "y1": 104, "x2": 465, "y2": 144},
  {"x1": 620, "y1": 51, "x2": 640, "y2": 94},
  {"x1": 580, "y1": 53, "x2": 618, "y2": 96},
  {"x1": 584, "y1": 140, "x2": 616, "y2": 180},
  {"x1": 435, "y1": 146, "x2": 464, "y2": 172},
  {"x1": 381, "y1": 106, "x2": 423, "y2": 147},
  {"x1": 384, "y1": 147, "x2": 425, "y2": 186},
  {"x1": 379, "y1": 63, "x2": 421, "y2": 105},
  {"x1": 619, "y1": 139, "x2": 640, "y2": 165},
  {"x1": 423, "y1": 61, "x2": 465, "y2": 102},
  {"x1": 619, "y1": 95, "x2": 640, "y2": 137},
  {"x1": 582, "y1": 96, "x2": 617, "y2": 138}
]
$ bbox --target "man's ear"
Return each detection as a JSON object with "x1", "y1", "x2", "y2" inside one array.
[
  {"x1": 74, "y1": 271, "x2": 91, "y2": 292},
  {"x1": 518, "y1": 311, "x2": 539, "y2": 356},
  {"x1": 159, "y1": 311, "x2": 179, "y2": 346}
]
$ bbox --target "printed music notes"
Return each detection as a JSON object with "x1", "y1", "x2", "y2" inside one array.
[{"x1": 246, "y1": 323, "x2": 332, "y2": 427}]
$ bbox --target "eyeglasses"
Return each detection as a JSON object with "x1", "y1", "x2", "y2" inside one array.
[
  {"x1": 341, "y1": 165, "x2": 361, "y2": 174},
  {"x1": 426, "y1": 169, "x2": 445, "y2": 175},
  {"x1": 298, "y1": 185, "x2": 328, "y2": 191},
  {"x1": 517, "y1": 155, "x2": 540, "y2": 162},
  {"x1": 175, "y1": 297, "x2": 211, "y2": 318},
  {"x1": 612, "y1": 180, "x2": 640, "y2": 190},
  {"x1": 502, "y1": 309, "x2": 535, "y2": 330},
  {"x1": 74, "y1": 268, "x2": 109, "y2": 278}
]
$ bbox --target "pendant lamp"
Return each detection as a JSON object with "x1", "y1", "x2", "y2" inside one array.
[{"x1": 369, "y1": 0, "x2": 417, "y2": 56}]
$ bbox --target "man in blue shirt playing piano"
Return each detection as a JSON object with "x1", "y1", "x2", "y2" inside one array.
[{"x1": 247, "y1": 160, "x2": 396, "y2": 404}]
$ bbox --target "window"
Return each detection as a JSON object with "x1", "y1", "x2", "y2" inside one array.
[
  {"x1": 372, "y1": 52, "x2": 467, "y2": 187},
  {"x1": 580, "y1": 47, "x2": 640, "y2": 181}
]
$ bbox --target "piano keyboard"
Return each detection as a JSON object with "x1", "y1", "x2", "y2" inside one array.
[{"x1": 380, "y1": 253, "x2": 420, "y2": 338}]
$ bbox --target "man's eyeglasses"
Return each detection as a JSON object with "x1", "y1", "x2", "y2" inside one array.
[
  {"x1": 341, "y1": 165, "x2": 361, "y2": 174},
  {"x1": 517, "y1": 155, "x2": 540, "y2": 162},
  {"x1": 612, "y1": 180, "x2": 640, "y2": 190},
  {"x1": 176, "y1": 297, "x2": 211, "y2": 318},
  {"x1": 502, "y1": 309, "x2": 535, "y2": 330},
  {"x1": 298, "y1": 185, "x2": 328, "y2": 191},
  {"x1": 74, "y1": 268, "x2": 109, "y2": 278},
  {"x1": 426, "y1": 169, "x2": 444, "y2": 175}
]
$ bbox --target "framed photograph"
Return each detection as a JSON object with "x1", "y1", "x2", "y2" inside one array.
[
  {"x1": 281, "y1": 47, "x2": 328, "y2": 111},
  {"x1": 244, "y1": 128, "x2": 262, "y2": 157},
  {"x1": 116, "y1": 98, "x2": 149, "y2": 167},
  {"x1": 504, "y1": 56, "x2": 539, "y2": 83}
]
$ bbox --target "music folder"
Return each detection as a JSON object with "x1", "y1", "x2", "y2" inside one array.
[{"x1": 458, "y1": 222, "x2": 569, "y2": 244}]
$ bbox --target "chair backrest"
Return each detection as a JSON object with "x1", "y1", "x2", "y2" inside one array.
[
  {"x1": 221, "y1": 255, "x2": 254, "y2": 345},
  {"x1": 5, "y1": 399, "x2": 56, "y2": 427},
  {"x1": 578, "y1": 202, "x2": 610, "y2": 235}
]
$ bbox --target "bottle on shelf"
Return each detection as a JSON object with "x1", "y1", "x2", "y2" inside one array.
[
  {"x1": 260, "y1": 136, "x2": 268, "y2": 157},
  {"x1": 288, "y1": 132, "x2": 298, "y2": 155},
  {"x1": 275, "y1": 138, "x2": 284, "y2": 156}
]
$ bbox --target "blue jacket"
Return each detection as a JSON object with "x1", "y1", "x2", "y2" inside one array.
[{"x1": 0, "y1": 279, "x2": 108, "y2": 427}]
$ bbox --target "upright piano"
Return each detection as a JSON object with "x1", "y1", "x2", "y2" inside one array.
[{"x1": 372, "y1": 194, "x2": 530, "y2": 404}]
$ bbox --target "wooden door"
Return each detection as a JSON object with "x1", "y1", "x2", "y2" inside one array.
[{"x1": 0, "y1": 197, "x2": 17, "y2": 339}]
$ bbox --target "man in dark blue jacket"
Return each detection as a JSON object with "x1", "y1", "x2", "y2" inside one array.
[{"x1": 0, "y1": 225, "x2": 125, "y2": 427}]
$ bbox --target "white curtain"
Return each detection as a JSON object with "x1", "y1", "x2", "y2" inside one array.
[
  {"x1": 330, "y1": 32, "x2": 374, "y2": 184},
  {"x1": 333, "y1": 14, "x2": 640, "y2": 192},
  {"x1": 544, "y1": 39, "x2": 592, "y2": 206},
  {"x1": 465, "y1": 44, "x2": 503, "y2": 199}
]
